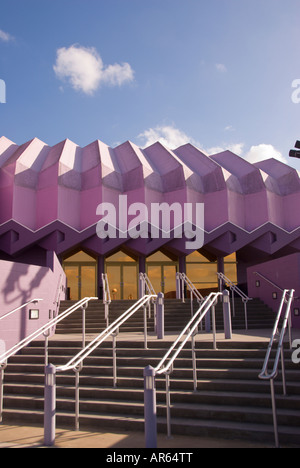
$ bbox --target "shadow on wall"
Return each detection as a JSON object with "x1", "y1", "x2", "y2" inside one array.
[{"x1": 2, "y1": 262, "x2": 48, "y2": 341}]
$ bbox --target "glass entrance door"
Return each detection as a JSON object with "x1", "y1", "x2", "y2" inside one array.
[
  {"x1": 105, "y1": 251, "x2": 138, "y2": 300},
  {"x1": 147, "y1": 265, "x2": 177, "y2": 296},
  {"x1": 106, "y1": 264, "x2": 138, "y2": 300},
  {"x1": 146, "y1": 251, "x2": 178, "y2": 298},
  {"x1": 63, "y1": 251, "x2": 97, "y2": 301}
]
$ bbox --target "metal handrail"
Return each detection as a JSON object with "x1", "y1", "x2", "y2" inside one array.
[
  {"x1": 44, "y1": 294, "x2": 157, "y2": 444},
  {"x1": 217, "y1": 272, "x2": 252, "y2": 329},
  {"x1": 156, "y1": 292, "x2": 220, "y2": 376},
  {"x1": 258, "y1": 289, "x2": 295, "y2": 448},
  {"x1": 54, "y1": 274, "x2": 63, "y2": 307},
  {"x1": 0, "y1": 298, "x2": 43, "y2": 322},
  {"x1": 57, "y1": 295, "x2": 156, "y2": 373},
  {"x1": 140, "y1": 273, "x2": 156, "y2": 297},
  {"x1": 102, "y1": 273, "x2": 111, "y2": 327},
  {"x1": 0, "y1": 297, "x2": 97, "y2": 366},
  {"x1": 253, "y1": 271, "x2": 284, "y2": 294},
  {"x1": 139, "y1": 273, "x2": 158, "y2": 328},
  {"x1": 177, "y1": 272, "x2": 204, "y2": 303},
  {"x1": 176, "y1": 273, "x2": 204, "y2": 323},
  {"x1": 150, "y1": 292, "x2": 221, "y2": 439},
  {"x1": 0, "y1": 296, "x2": 97, "y2": 424}
]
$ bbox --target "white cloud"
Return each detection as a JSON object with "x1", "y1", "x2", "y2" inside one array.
[
  {"x1": 209, "y1": 142, "x2": 287, "y2": 164},
  {"x1": 0, "y1": 29, "x2": 14, "y2": 42},
  {"x1": 101, "y1": 62, "x2": 134, "y2": 87},
  {"x1": 208, "y1": 143, "x2": 245, "y2": 156},
  {"x1": 244, "y1": 144, "x2": 287, "y2": 164},
  {"x1": 53, "y1": 44, "x2": 134, "y2": 95},
  {"x1": 215, "y1": 63, "x2": 227, "y2": 73},
  {"x1": 224, "y1": 125, "x2": 235, "y2": 132},
  {"x1": 137, "y1": 125, "x2": 202, "y2": 150},
  {"x1": 137, "y1": 125, "x2": 288, "y2": 167}
]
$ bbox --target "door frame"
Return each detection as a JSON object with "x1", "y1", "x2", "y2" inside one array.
[
  {"x1": 105, "y1": 262, "x2": 138, "y2": 300},
  {"x1": 63, "y1": 258, "x2": 97, "y2": 300},
  {"x1": 146, "y1": 261, "x2": 178, "y2": 295}
]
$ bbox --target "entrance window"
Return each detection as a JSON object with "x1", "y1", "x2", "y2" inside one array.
[
  {"x1": 63, "y1": 251, "x2": 97, "y2": 301},
  {"x1": 186, "y1": 251, "x2": 238, "y2": 293},
  {"x1": 106, "y1": 251, "x2": 138, "y2": 300},
  {"x1": 146, "y1": 251, "x2": 178, "y2": 298}
]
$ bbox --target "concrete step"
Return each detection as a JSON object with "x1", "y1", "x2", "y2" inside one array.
[{"x1": 3, "y1": 332, "x2": 299, "y2": 446}]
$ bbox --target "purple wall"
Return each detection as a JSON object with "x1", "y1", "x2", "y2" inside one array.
[
  {"x1": 0, "y1": 253, "x2": 66, "y2": 353},
  {"x1": 247, "y1": 253, "x2": 300, "y2": 328}
]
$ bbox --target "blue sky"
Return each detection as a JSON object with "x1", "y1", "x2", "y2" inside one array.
[{"x1": 0, "y1": 0, "x2": 300, "y2": 168}]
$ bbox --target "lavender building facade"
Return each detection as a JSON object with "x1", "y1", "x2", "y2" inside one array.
[{"x1": 1, "y1": 135, "x2": 300, "y2": 348}]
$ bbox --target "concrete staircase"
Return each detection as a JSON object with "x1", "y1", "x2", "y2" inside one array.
[
  {"x1": 55, "y1": 298, "x2": 278, "y2": 335},
  {"x1": 2, "y1": 336, "x2": 300, "y2": 446},
  {"x1": 1, "y1": 298, "x2": 299, "y2": 447}
]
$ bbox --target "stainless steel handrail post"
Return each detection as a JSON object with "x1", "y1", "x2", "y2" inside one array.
[
  {"x1": 270, "y1": 379, "x2": 279, "y2": 449},
  {"x1": 212, "y1": 301, "x2": 217, "y2": 350},
  {"x1": 191, "y1": 332, "x2": 197, "y2": 392},
  {"x1": 112, "y1": 329, "x2": 119, "y2": 388},
  {"x1": 144, "y1": 292, "x2": 222, "y2": 445},
  {"x1": 144, "y1": 304, "x2": 148, "y2": 350},
  {"x1": 166, "y1": 369, "x2": 172, "y2": 439},
  {"x1": 81, "y1": 302, "x2": 87, "y2": 349},
  {"x1": 51, "y1": 295, "x2": 157, "y2": 446},
  {"x1": 102, "y1": 273, "x2": 111, "y2": 327},
  {"x1": 74, "y1": 363, "x2": 83, "y2": 432},
  {"x1": 43, "y1": 330, "x2": 51, "y2": 366},
  {"x1": 217, "y1": 272, "x2": 252, "y2": 329},
  {"x1": 0, "y1": 363, "x2": 7, "y2": 423},
  {"x1": 259, "y1": 289, "x2": 295, "y2": 448}
]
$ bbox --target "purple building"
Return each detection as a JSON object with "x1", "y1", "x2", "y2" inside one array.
[{"x1": 1, "y1": 135, "x2": 300, "y2": 348}]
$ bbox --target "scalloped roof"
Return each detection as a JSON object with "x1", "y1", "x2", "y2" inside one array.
[{"x1": 0, "y1": 136, "x2": 299, "y2": 259}]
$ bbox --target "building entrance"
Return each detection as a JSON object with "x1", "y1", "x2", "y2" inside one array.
[
  {"x1": 105, "y1": 251, "x2": 138, "y2": 300},
  {"x1": 63, "y1": 251, "x2": 97, "y2": 301},
  {"x1": 146, "y1": 251, "x2": 178, "y2": 298}
]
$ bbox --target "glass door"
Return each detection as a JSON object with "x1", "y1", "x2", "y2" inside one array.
[
  {"x1": 63, "y1": 251, "x2": 97, "y2": 301},
  {"x1": 80, "y1": 265, "x2": 97, "y2": 298},
  {"x1": 146, "y1": 251, "x2": 178, "y2": 298},
  {"x1": 162, "y1": 265, "x2": 177, "y2": 296},
  {"x1": 64, "y1": 265, "x2": 80, "y2": 301},
  {"x1": 105, "y1": 251, "x2": 138, "y2": 300}
]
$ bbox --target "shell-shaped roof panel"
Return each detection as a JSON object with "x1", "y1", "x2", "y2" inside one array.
[{"x1": 0, "y1": 136, "x2": 298, "y2": 235}]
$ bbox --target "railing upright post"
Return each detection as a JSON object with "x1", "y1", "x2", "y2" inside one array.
[
  {"x1": 74, "y1": 366, "x2": 82, "y2": 431},
  {"x1": 144, "y1": 304, "x2": 148, "y2": 350},
  {"x1": 176, "y1": 273, "x2": 181, "y2": 300},
  {"x1": 44, "y1": 364, "x2": 56, "y2": 447},
  {"x1": 139, "y1": 273, "x2": 145, "y2": 299},
  {"x1": 43, "y1": 330, "x2": 50, "y2": 366},
  {"x1": 81, "y1": 302, "x2": 87, "y2": 349},
  {"x1": 0, "y1": 364, "x2": 6, "y2": 423},
  {"x1": 166, "y1": 372, "x2": 172, "y2": 438},
  {"x1": 144, "y1": 366, "x2": 157, "y2": 449},
  {"x1": 270, "y1": 379, "x2": 280, "y2": 448},
  {"x1": 156, "y1": 292, "x2": 164, "y2": 340},
  {"x1": 191, "y1": 333, "x2": 197, "y2": 391},
  {"x1": 112, "y1": 331, "x2": 118, "y2": 388},
  {"x1": 212, "y1": 302, "x2": 217, "y2": 350}
]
